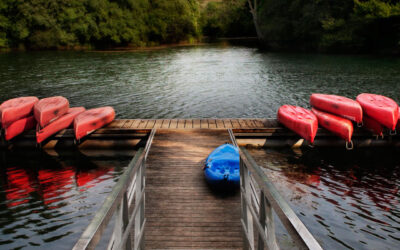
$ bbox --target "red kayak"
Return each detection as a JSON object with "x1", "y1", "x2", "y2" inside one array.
[
  {"x1": 312, "y1": 108, "x2": 353, "y2": 142},
  {"x1": 364, "y1": 115, "x2": 384, "y2": 137},
  {"x1": 74, "y1": 107, "x2": 115, "y2": 140},
  {"x1": 310, "y1": 93, "x2": 363, "y2": 123},
  {"x1": 4, "y1": 116, "x2": 36, "y2": 140},
  {"x1": 36, "y1": 107, "x2": 86, "y2": 143},
  {"x1": 34, "y1": 96, "x2": 69, "y2": 128},
  {"x1": 356, "y1": 93, "x2": 398, "y2": 130},
  {"x1": 277, "y1": 105, "x2": 318, "y2": 143},
  {"x1": 0, "y1": 96, "x2": 38, "y2": 128}
]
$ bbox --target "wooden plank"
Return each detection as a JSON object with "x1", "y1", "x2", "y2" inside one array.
[
  {"x1": 244, "y1": 119, "x2": 256, "y2": 128},
  {"x1": 161, "y1": 119, "x2": 171, "y2": 129},
  {"x1": 137, "y1": 119, "x2": 148, "y2": 129},
  {"x1": 154, "y1": 119, "x2": 163, "y2": 128},
  {"x1": 146, "y1": 120, "x2": 156, "y2": 129},
  {"x1": 230, "y1": 119, "x2": 241, "y2": 129},
  {"x1": 193, "y1": 119, "x2": 201, "y2": 129},
  {"x1": 184, "y1": 119, "x2": 193, "y2": 129},
  {"x1": 169, "y1": 119, "x2": 178, "y2": 129},
  {"x1": 238, "y1": 119, "x2": 248, "y2": 129},
  {"x1": 215, "y1": 119, "x2": 225, "y2": 129},
  {"x1": 122, "y1": 120, "x2": 133, "y2": 128},
  {"x1": 177, "y1": 119, "x2": 185, "y2": 129},
  {"x1": 222, "y1": 119, "x2": 233, "y2": 128},
  {"x1": 208, "y1": 119, "x2": 217, "y2": 129},
  {"x1": 253, "y1": 119, "x2": 265, "y2": 128},
  {"x1": 200, "y1": 119, "x2": 209, "y2": 129},
  {"x1": 130, "y1": 119, "x2": 141, "y2": 128}
]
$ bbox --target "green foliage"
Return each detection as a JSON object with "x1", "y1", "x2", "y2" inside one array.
[
  {"x1": 0, "y1": 0, "x2": 201, "y2": 49},
  {"x1": 256, "y1": 0, "x2": 400, "y2": 53},
  {"x1": 201, "y1": 0, "x2": 255, "y2": 38}
]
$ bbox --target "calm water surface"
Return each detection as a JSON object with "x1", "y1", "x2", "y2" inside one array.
[
  {"x1": 0, "y1": 150, "x2": 133, "y2": 249},
  {"x1": 0, "y1": 45, "x2": 400, "y2": 248},
  {"x1": 250, "y1": 147, "x2": 400, "y2": 249},
  {"x1": 0, "y1": 45, "x2": 399, "y2": 118}
]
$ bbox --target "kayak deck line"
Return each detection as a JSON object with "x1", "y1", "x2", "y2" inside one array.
[{"x1": 2, "y1": 118, "x2": 400, "y2": 149}]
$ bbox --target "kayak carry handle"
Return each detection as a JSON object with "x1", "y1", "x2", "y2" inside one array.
[
  {"x1": 357, "y1": 121, "x2": 363, "y2": 127},
  {"x1": 390, "y1": 129, "x2": 397, "y2": 136},
  {"x1": 346, "y1": 140, "x2": 354, "y2": 150}
]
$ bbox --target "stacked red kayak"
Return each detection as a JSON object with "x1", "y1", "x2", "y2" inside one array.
[
  {"x1": 74, "y1": 107, "x2": 115, "y2": 141},
  {"x1": 36, "y1": 107, "x2": 85, "y2": 143},
  {"x1": 277, "y1": 105, "x2": 318, "y2": 143},
  {"x1": 34, "y1": 96, "x2": 70, "y2": 129},
  {"x1": 356, "y1": 93, "x2": 398, "y2": 131},
  {"x1": 309, "y1": 94, "x2": 358, "y2": 143},
  {"x1": 0, "y1": 97, "x2": 38, "y2": 140}
]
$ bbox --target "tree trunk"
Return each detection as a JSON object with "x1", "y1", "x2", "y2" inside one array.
[{"x1": 247, "y1": 0, "x2": 264, "y2": 41}]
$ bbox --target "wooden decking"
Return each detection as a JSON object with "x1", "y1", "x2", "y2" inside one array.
[
  {"x1": 107, "y1": 118, "x2": 277, "y2": 130},
  {"x1": 145, "y1": 129, "x2": 242, "y2": 249}
]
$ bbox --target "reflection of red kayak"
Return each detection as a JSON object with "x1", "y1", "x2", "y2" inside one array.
[
  {"x1": 76, "y1": 167, "x2": 113, "y2": 189},
  {"x1": 4, "y1": 116, "x2": 36, "y2": 141},
  {"x1": 38, "y1": 168, "x2": 75, "y2": 205},
  {"x1": 364, "y1": 115, "x2": 384, "y2": 136},
  {"x1": 278, "y1": 105, "x2": 318, "y2": 143},
  {"x1": 310, "y1": 93, "x2": 363, "y2": 123},
  {"x1": 5, "y1": 168, "x2": 35, "y2": 207},
  {"x1": 0, "y1": 96, "x2": 38, "y2": 128},
  {"x1": 34, "y1": 96, "x2": 69, "y2": 128},
  {"x1": 74, "y1": 107, "x2": 115, "y2": 140},
  {"x1": 36, "y1": 107, "x2": 85, "y2": 143},
  {"x1": 356, "y1": 93, "x2": 398, "y2": 130},
  {"x1": 312, "y1": 108, "x2": 353, "y2": 142}
]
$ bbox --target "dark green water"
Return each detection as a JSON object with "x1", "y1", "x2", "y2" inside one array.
[
  {"x1": 250, "y1": 148, "x2": 400, "y2": 250},
  {"x1": 0, "y1": 45, "x2": 399, "y2": 118},
  {"x1": 0, "y1": 150, "x2": 133, "y2": 249}
]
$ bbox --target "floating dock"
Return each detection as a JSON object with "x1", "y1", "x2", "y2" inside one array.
[
  {"x1": 3, "y1": 118, "x2": 400, "y2": 149},
  {"x1": 145, "y1": 129, "x2": 242, "y2": 249}
]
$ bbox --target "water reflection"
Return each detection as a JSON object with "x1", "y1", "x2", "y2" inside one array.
[
  {"x1": 0, "y1": 149, "x2": 132, "y2": 249},
  {"x1": 249, "y1": 147, "x2": 400, "y2": 249}
]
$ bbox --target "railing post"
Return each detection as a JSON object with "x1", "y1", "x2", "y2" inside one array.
[
  {"x1": 108, "y1": 192, "x2": 130, "y2": 250},
  {"x1": 134, "y1": 159, "x2": 145, "y2": 250},
  {"x1": 241, "y1": 157, "x2": 254, "y2": 249}
]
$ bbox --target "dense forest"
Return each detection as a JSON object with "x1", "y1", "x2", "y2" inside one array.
[{"x1": 0, "y1": 0, "x2": 399, "y2": 53}]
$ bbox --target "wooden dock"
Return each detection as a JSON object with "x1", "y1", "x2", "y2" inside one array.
[
  {"x1": 107, "y1": 118, "x2": 276, "y2": 130},
  {"x1": 145, "y1": 129, "x2": 242, "y2": 249}
]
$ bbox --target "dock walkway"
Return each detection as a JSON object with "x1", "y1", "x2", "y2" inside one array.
[{"x1": 145, "y1": 129, "x2": 242, "y2": 249}]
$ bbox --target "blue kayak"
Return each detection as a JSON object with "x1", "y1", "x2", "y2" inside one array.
[{"x1": 204, "y1": 144, "x2": 240, "y2": 186}]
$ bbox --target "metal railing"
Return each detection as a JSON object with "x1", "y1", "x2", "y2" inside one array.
[
  {"x1": 239, "y1": 147, "x2": 323, "y2": 250},
  {"x1": 73, "y1": 129, "x2": 156, "y2": 250}
]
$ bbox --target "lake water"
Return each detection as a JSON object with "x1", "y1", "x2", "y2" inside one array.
[
  {"x1": 0, "y1": 45, "x2": 399, "y2": 119},
  {"x1": 0, "y1": 149, "x2": 133, "y2": 249},
  {"x1": 0, "y1": 44, "x2": 400, "y2": 248},
  {"x1": 249, "y1": 147, "x2": 400, "y2": 250}
]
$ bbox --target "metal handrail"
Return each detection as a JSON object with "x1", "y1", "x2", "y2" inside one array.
[
  {"x1": 73, "y1": 129, "x2": 156, "y2": 250},
  {"x1": 239, "y1": 147, "x2": 323, "y2": 250}
]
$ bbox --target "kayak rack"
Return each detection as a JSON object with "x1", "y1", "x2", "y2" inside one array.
[
  {"x1": 73, "y1": 129, "x2": 155, "y2": 250},
  {"x1": 239, "y1": 147, "x2": 323, "y2": 250}
]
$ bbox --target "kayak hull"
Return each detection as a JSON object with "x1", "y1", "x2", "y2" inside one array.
[
  {"x1": 310, "y1": 93, "x2": 363, "y2": 123},
  {"x1": 74, "y1": 107, "x2": 115, "y2": 140},
  {"x1": 277, "y1": 105, "x2": 318, "y2": 143},
  {"x1": 312, "y1": 108, "x2": 353, "y2": 142},
  {"x1": 4, "y1": 116, "x2": 36, "y2": 141},
  {"x1": 36, "y1": 107, "x2": 86, "y2": 143},
  {"x1": 0, "y1": 96, "x2": 38, "y2": 128},
  {"x1": 34, "y1": 96, "x2": 69, "y2": 128},
  {"x1": 364, "y1": 115, "x2": 384, "y2": 136},
  {"x1": 356, "y1": 93, "x2": 398, "y2": 130},
  {"x1": 204, "y1": 144, "x2": 240, "y2": 187}
]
